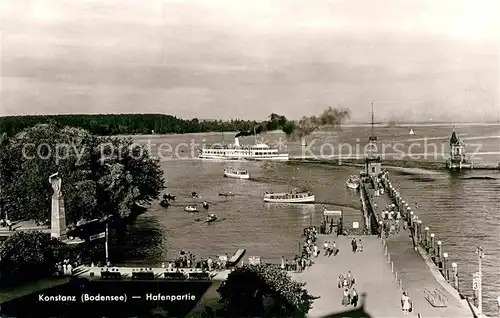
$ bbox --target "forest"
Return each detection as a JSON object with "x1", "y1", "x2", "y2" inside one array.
[
  {"x1": 0, "y1": 107, "x2": 351, "y2": 138},
  {"x1": 0, "y1": 114, "x2": 258, "y2": 136}
]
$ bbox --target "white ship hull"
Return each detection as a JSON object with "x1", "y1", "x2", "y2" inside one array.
[
  {"x1": 198, "y1": 137, "x2": 289, "y2": 161},
  {"x1": 200, "y1": 153, "x2": 289, "y2": 161},
  {"x1": 224, "y1": 171, "x2": 250, "y2": 179},
  {"x1": 263, "y1": 195, "x2": 315, "y2": 204},
  {"x1": 346, "y1": 182, "x2": 359, "y2": 189}
]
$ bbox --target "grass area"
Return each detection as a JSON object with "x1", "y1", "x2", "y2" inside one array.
[{"x1": 0, "y1": 277, "x2": 69, "y2": 303}]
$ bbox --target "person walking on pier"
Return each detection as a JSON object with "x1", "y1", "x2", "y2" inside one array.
[
  {"x1": 347, "y1": 270, "x2": 355, "y2": 288},
  {"x1": 341, "y1": 288, "x2": 351, "y2": 307},
  {"x1": 351, "y1": 288, "x2": 359, "y2": 307},
  {"x1": 401, "y1": 291, "x2": 412, "y2": 315},
  {"x1": 358, "y1": 238, "x2": 363, "y2": 252},
  {"x1": 351, "y1": 238, "x2": 358, "y2": 253}
]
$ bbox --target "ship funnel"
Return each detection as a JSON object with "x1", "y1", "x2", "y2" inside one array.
[{"x1": 234, "y1": 138, "x2": 240, "y2": 147}]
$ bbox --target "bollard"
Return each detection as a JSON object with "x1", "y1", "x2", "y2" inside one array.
[
  {"x1": 451, "y1": 262, "x2": 459, "y2": 291},
  {"x1": 385, "y1": 245, "x2": 388, "y2": 255},
  {"x1": 424, "y1": 227, "x2": 430, "y2": 247},
  {"x1": 391, "y1": 261, "x2": 394, "y2": 273},
  {"x1": 395, "y1": 271, "x2": 398, "y2": 282},
  {"x1": 388, "y1": 253, "x2": 391, "y2": 263},
  {"x1": 442, "y1": 253, "x2": 449, "y2": 281},
  {"x1": 430, "y1": 233, "x2": 435, "y2": 255}
]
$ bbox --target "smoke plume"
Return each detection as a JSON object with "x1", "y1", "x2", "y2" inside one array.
[
  {"x1": 233, "y1": 107, "x2": 350, "y2": 140},
  {"x1": 291, "y1": 107, "x2": 351, "y2": 139},
  {"x1": 235, "y1": 125, "x2": 266, "y2": 138}
]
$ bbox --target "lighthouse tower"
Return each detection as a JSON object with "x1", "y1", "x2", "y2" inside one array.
[
  {"x1": 365, "y1": 103, "x2": 382, "y2": 176},
  {"x1": 446, "y1": 127, "x2": 472, "y2": 170}
]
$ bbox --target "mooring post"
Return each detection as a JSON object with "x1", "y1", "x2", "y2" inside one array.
[
  {"x1": 451, "y1": 262, "x2": 459, "y2": 291},
  {"x1": 395, "y1": 271, "x2": 398, "y2": 282},
  {"x1": 424, "y1": 227, "x2": 430, "y2": 247},
  {"x1": 388, "y1": 253, "x2": 391, "y2": 263},
  {"x1": 430, "y1": 233, "x2": 435, "y2": 255},
  {"x1": 391, "y1": 261, "x2": 394, "y2": 272},
  {"x1": 443, "y1": 252, "x2": 449, "y2": 281},
  {"x1": 385, "y1": 245, "x2": 388, "y2": 255}
]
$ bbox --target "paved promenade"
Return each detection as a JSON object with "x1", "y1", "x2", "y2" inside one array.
[
  {"x1": 370, "y1": 191, "x2": 473, "y2": 318},
  {"x1": 291, "y1": 235, "x2": 409, "y2": 317}
]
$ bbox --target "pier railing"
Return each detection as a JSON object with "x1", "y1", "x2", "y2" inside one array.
[{"x1": 378, "y1": 173, "x2": 470, "y2": 309}]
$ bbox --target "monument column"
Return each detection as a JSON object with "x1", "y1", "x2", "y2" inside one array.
[{"x1": 49, "y1": 172, "x2": 67, "y2": 239}]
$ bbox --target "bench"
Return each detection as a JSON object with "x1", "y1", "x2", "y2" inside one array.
[{"x1": 423, "y1": 288, "x2": 448, "y2": 307}]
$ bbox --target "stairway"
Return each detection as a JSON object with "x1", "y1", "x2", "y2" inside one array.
[{"x1": 342, "y1": 207, "x2": 366, "y2": 235}]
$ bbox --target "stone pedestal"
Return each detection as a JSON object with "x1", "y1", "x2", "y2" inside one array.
[{"x1": 51, "y1": 196, "x2": 67, "y2": 239}]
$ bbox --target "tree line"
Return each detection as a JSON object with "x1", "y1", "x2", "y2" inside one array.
[
  {"x1": 0, "y1": 109, "x2": 350, "y2": 138},
  {"x1": 0, "y1": 114, "x2": 258, "y2": 136}
]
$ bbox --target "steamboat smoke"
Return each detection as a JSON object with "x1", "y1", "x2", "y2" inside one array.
[
  {"x1": 292, "y1": 107, "x2": 351, "y2": 139},
  {"x1": 234, "y1": 125, "x2": 266, "y2": 138},
  {"x1": 233, "y1": 107, "x2": 350, "y2": 139}
]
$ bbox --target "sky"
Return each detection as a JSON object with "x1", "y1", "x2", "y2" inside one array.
[{"x1": 0, "y1": 0, "x2": 499, "y2": 122}]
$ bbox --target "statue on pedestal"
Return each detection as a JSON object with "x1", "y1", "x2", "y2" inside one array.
[
  {"x1": 49, "y1": 172, "x2": 66, "y2": 239},
  {"x1": 49, "y1": 172, "x2": 62, "y2": 198}
]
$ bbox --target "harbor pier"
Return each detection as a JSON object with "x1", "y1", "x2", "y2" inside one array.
[{"x1": 360, "y1": 169, "x2": 490, "y2": 317}]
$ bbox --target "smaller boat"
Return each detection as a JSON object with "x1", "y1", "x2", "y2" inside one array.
[
  {"x1": 165, "y1": 193, "x2": 176, "y2": 200},
  {"x1": 191, "y1": 191, "x2": 199, "y2": 198},
  {"x1": 206, "y1": 213, "x2": 217, "y2": 223},
  {"x1": 218, "y1": 191, "x2": 235, "y2": 197},
  {"x1": 184, "y1": 205, "x2": 198, "y2": 212},
  {"x1": 159, "y1": 199, "x2": 170, "y2": 208},
  {"x1": 263, "y1": 189, "x2": 315, "y2": 203},
  {"x1": 224, "y1": 168, "x2": 250, "y2": 179},
  {"x1": 202, "y1": 201, "x2": 209, "y2": 210},
  {"x1": 346, "y1": 175, "x2": 360, "y2": 189}
]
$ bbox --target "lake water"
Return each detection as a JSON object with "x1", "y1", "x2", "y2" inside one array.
[{"x1": 108, "y1": 124, "x2": 500, "y2": 316}]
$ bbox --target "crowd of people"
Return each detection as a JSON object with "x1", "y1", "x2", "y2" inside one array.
[
  {"x1": 54, "y1": 257, "x2": 82, "y2": 276},
  {"x1": 279, "y1": 226, "x2": 319, "y2": 272},
  {"x1": 165, "y1": 250, "x2": 229, "y2": 271},
  {"x1": 338, "y1": 270, "x2": 359, "y2": 307}
]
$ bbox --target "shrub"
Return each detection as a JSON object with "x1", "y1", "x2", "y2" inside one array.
[
  {"x1": 0, "y1": 231, "x2": 67, "y2": 284},
  {"x1": 217, "y1": 264, "x2": 317, "y2": 317}
]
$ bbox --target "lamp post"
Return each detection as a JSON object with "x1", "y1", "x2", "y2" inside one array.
[
  {"x1": 105, "y1": 219, "x2": 109, "y2": 266},
  {"x1": 497, "y1": 296, "x2": 500, "y2": 318},
  {"x1": 476, "y1": 246, "x2": 484, "y2": 317}
]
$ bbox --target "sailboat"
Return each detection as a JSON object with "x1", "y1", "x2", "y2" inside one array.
[{"x1": 409, "y1": 128, "x2": 415, "y2": 135}]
